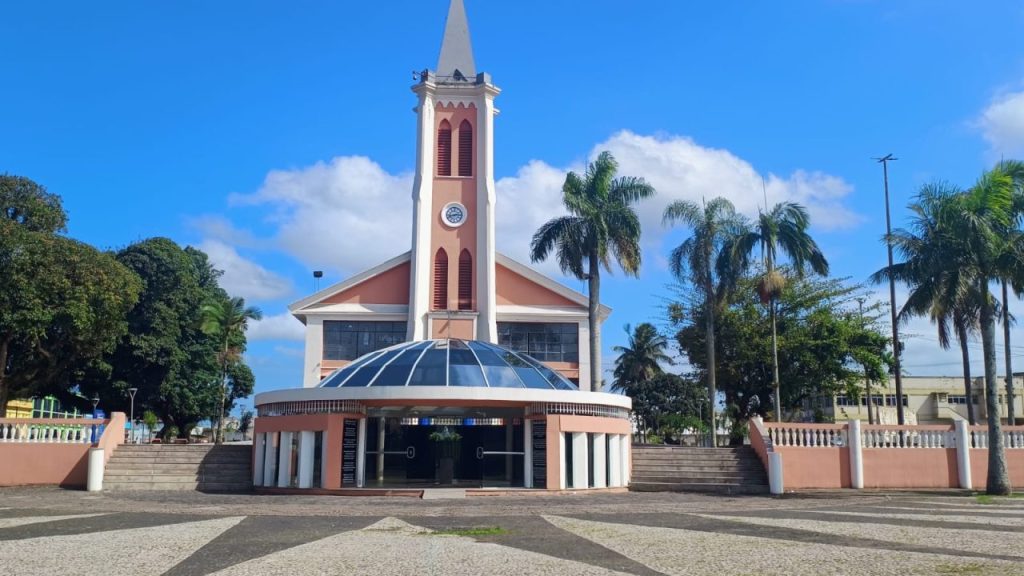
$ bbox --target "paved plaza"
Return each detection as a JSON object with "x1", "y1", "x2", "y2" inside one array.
[{"x1": 0, "y1": 488, "x2": 1022, "y2": 575}]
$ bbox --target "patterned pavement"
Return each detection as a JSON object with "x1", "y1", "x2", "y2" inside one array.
[{"x1": 0, "y1": 489, "x2": 1022, "y2": 575}]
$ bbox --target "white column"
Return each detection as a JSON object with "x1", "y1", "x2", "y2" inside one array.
[
  {"x1": 476, "y1": 87, "x2": 498, "y2": 343},
  {"x1": 558, "y1": 432, "x2": 566, "y2": 490},
  {"x1": 298, "y1": 431, "x2": 315, "y2": 489},
  {"x1": 356, "y1": 418, "x2": 367, "y2": 488},
  {"x1": 608, "y1": 435, "x2": 622, "y2": 487},
  {"x1": 593, "y1": 433, "x2": 607, "y2": 489},
  {"x1": 572, "y1": 432, "x2": 588, "y2": 489},
  {"x1": 955, "y1": 419, "x2": 973, "y2": 490},
  {"x1": 768, "y1": 452, "x2": 784, "y2": 495},
  {"x1": 263, "y1": 432, "x2": 278, "y2": 488},
  {"x1": 253, "y1": 433, "x2": 266, "y2": 486},
  {"x1": 408, "y1": 85, "x2": 436, "y2": 342},
  {"x1": 277, "y1": 432, "x2": 294, "y2": 488},
  {"x1": 577, "y1": 320, "x2": 590, "y2": 392},
  {"x1": 523, "y1": 419, "x2": 533, "y2": 489},
  {"x1": 848, "y1": 419, "x2": 864, "y2": 489},
  {"x1": 303, "y1": 318, "x2": 324, "y2": 388},
  {"x1": 620, "y1": 434, "x2": 630, "y2": 486}
]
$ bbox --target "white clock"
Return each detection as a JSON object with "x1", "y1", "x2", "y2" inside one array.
[{"x1": 441, "y1": 202, "x2": 468, "y2": 228}]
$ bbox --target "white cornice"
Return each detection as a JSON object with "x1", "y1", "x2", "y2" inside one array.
[
  {"x1": 255, "y1": 386, "x2": 632, "y2": 411},
  {"x1": 289, "y1": 252, "x2": 412, "y2": 315}
]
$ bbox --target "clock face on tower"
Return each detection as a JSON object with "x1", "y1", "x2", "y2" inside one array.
[{"x1": 442, "y1": 202, "x2": 468, "y2": 228}]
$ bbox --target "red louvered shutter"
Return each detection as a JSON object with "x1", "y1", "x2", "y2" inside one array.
[
  {"x1": 438, "y1": 120, "x2": 452, "y2": 176},
  {"x1": 458, "y1": 120, "x2": 472, "y2": 177},
  {"x1": 433, "y1": 249, "x2": 448, "y2": 310},
  {"x1": 458, "y1": 250, "x2": 472, "y2": 310}
]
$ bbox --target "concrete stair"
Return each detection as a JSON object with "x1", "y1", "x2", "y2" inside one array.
[
  {"x1": 630, "y1": 445, "x2": 769, "y2": 494},
  {"x1": 104, "y1": 444, "x2": 252, "y2": 492}
]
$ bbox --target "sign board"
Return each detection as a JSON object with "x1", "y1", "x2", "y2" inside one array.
[
  {"x1": 342, "y1": 419, "x2": 358, "y2": 486},
  {"x1": 531, "y1": 420, "x2": 547, "y2": 488}
]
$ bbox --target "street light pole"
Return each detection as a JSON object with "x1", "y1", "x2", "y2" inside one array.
[
  {"x1": 876, "y1": 153, "x2": 906, "y2": 426},
  {"x1": 127, "y1": 387, "x2": 138, "y2": 443}
]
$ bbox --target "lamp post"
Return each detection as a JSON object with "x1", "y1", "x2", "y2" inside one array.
[
  {"x1": 91, "y1": 394, "x2": 100, "y2": 414},
  {"x1": 127, "y1": 387, "x2": 138, "y2": 443},
  {"x1": 876, "y1": 153, "x2": 906, "y2": 426}
]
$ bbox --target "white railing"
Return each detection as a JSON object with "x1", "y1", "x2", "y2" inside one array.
[
  {"x1": 766, "y1": 424, "x2": 847, "y2": 447},
  {"x1": 861, "y1": 425, "x2": 955, "y2": 449},
  {"x1": 0, "y1": 419, "x2": 107, "y2": 444},
  {"x1": 969, "y1": 426, "x2": 1024, "y2": 449}
]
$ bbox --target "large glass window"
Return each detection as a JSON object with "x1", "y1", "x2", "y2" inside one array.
[
  {"x1": 323, "y1": 321, "x2": 407, "y2": 361},
  {"x1": 497, "y1": 322, "x2": 579, "y2": 363}
]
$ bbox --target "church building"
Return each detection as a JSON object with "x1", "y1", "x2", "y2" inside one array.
[{"x1": 253, "y1": 0, "x2": 632, "y2": 493}]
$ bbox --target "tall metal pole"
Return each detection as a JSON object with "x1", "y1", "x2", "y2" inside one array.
[
  {"x1": 877, "y1": 154, "x2": 906, "y2": 426},
  {"x1": 128, "y1": 387, "x2": 138, "y2": 443}
]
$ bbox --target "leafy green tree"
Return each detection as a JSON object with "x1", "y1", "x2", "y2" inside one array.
[
  {"x1": 628, "y1": 372, "x2": 706, "y2": 442},
  {"x1": 200, "y1": 296, "x2": 261, "y2": 443},
  {"x1": 97, "y1": 238, "x2": 244, "y2": 439},
  {"x1": 663, "y1": 197, "x2": 745, "y2": 443},
  {"x1": 996, "y1": 160, "x2": 1024, "y2": 426},
  {"x1": 0, "y1": 175, "x2": 140, "y2": 416},
  {"x1": 530, "y1": 151, "x2": 655, "y2": 392},
  {"x1": 725, "y1": 202, "x2": 829, "y2": 420},
  {"x1": 611, "y1": 323, "x2": 671, "y2": 394},
  {"x1": 239, "y1": 409, "x2": 254, "y2": 440},
  {"x1": 674, "y1": 274, "x2": 889, "y2": 428}
]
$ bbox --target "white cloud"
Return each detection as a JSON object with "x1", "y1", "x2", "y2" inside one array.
[
  {"x1": 248, "y1": 312, "x2": 305, "y2": 342},
  {"x1": 977, "y1": 90, "x2": 1024, "y2": 157},
  {"x1": 199, "y1": 239, "x2": 293, "y2": 302},
  {"x1": 223, "y1": 130, "x2": 858, "y2": 282},
  {"x1": 187, "y1": 215, "x2": 264, "y2": 249}
]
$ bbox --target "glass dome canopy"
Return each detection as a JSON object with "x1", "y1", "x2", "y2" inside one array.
[{"x1": 318, "y1": 339, "x2": 579, "y2": 391}]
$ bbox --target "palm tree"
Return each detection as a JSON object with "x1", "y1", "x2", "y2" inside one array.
[
  {"x1": 873, "y1": 183, "x2": 981, "y2": 425},
  {"x1": 530, "y1": 151, "x2": 656, "y2": 392},
  {"x1": 611, "y1": 323, "x2": 671, "y2": 393},
  {"x1": 200, "y1": 296, "x2": 262, "y2": 444},
  {"x1": 663, "y1": 197, "x2": 744, "y2": 444},
  {"x1": 726, "y1": 202, "x2": 829, "y2": 420},
  {"x1": 996, "y1": 159, "x2": 1024, "y2": 426}
]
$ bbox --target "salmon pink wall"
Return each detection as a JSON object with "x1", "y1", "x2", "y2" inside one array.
[
  {"x1": 775, "y1": 446, "x2": 852, "y2": 489},
  {"x1": 545, "y1": 415, "x2": 562, "y2": 491},
  {"x1": 863, "y1": 449, "x2": 958, "y2": 489},
  {"x1": 432, "y1": 317, "x2": 475, "y2": 339},
  {"x1": 254, "y1": 414, "x2": 353, "y2": 490},
  {"x1": 495, "y1": 264, "x2": 579, "y2": 307},
  {"x1": 0, "y1": 413, "x2": 126, "y2": 488},
  {"x1": 970, "y1": 449, "x2": 1024, "y2": 489},
  {"x1": 324, "y1": 262, "x2": 410, "y2": 305}
]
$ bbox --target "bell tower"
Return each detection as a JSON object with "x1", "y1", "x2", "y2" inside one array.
[{"x1": 408, "y1": 0, "x2": 499, "y2": 343}]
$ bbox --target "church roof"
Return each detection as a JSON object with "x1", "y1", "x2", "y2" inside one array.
[
  {"x1": 317, "y1": 339, "x2": 579, "y2": 390},
  {"x1": 437, "y1": 0, "x2": 476, "y2": 81}
]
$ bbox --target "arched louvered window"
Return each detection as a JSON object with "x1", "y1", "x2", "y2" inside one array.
[
  {"x1": 437, "y1": 120, "x2": 452, "y2": 177},
  {"x1": 458, "y1": 250, "x2": 472, "y2": 310},
  {"x1": 458, "y1": 120, "x2": 473, "y2": 177},
  {"x1": 433, "y1": 248, "x2": 449, "y2": 310}
]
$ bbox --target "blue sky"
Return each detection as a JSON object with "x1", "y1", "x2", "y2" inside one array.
[{"x1": 4, "y1": 1, "x2": 1024, "y2": 409}]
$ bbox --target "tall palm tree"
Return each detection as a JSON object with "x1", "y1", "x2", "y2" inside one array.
[
  {"x1": 996, "y1": 159, "x2": 1024, "y2": 426},
  {"x1": 726, "y1": 202, "x2": 829, "y2": 420},
  {"x1": 873, "y1": 183, "x2": 981, "y2": 425},
  {"x1": 663, "y1": 197, "x2": 744, "y2": 444},
  {"x1": 530, "y1": 151, "x2": 656, "y2": 392},
  {"x1": 611, "y1": 323, "x2": 671, "y2": 393},
  {"x1": 200, "y1": 296, "x2": 262, "y2": 443}
]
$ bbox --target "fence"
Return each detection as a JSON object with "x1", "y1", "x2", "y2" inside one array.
[
  {"x1": 750, "y1": 417, "x2": 1024, "y2": 493},
  {"x1": 0, "y1": 413, "x2": 126, "y2": 488}
]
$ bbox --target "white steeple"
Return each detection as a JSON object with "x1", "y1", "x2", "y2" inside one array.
[{"x1": 437, "y1": 0, "x2": 476, "y2": 80}]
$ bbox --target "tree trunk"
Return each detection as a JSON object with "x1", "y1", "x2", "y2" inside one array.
[
  {"x1": 958, "y1": 324, "x2": 975, "y2": 426},
  {"x1": 0, "y1": 337, "x2": 9, "y2": 419},
  {"x1": 980, "y1": 283, "x2": 1012, "y2": 495},
  {"x1": 587, "y1": 250, "x2": 601, "y2": 393},
  {"x1": 865, "y1": 374, "x2": 873, "y2": 425},
  {"x1": 1003, "y1": 280, "x2": 1016, "y2": 426},
  {"x1": 705, "y1": 271, "x2": 717, "y2": 446},
  {"x1": 217, "y1": 339, "x2": 229, "y2": 444},
  {"x1": 770, "y1": 297, "x2": 782, "y2": 421}
]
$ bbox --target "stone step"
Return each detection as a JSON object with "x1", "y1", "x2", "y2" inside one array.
[
  {"x1": 105, "y1": 467, "x2": 250, "y2": 477},
  {"x1": 105, "y1": 481, "x2": 252, "y2": 492},
  {"x1": 632, "y1": 473, "x2": 767, "y2": 484},
  {"x1": 629, "y1": 481, "x2": 769, "y2": 495},
  {"x1": 106, "y1": 461, "x2": 251, "y2": 470},
  {"x1": 632, "y1": 463, "x2": 764, "y2": 471}
]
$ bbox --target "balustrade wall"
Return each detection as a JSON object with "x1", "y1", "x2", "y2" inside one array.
[
  {"x1": 0, "y1": 413, "x2": 126, "y2": 488},
  {"x1": 749, "y1": 418, "x2": 1024, "y2": 492}
]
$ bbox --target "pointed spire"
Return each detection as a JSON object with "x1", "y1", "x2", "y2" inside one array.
[{"x1": 437, "y1": 0, "x2": 476, "y2": 80}]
